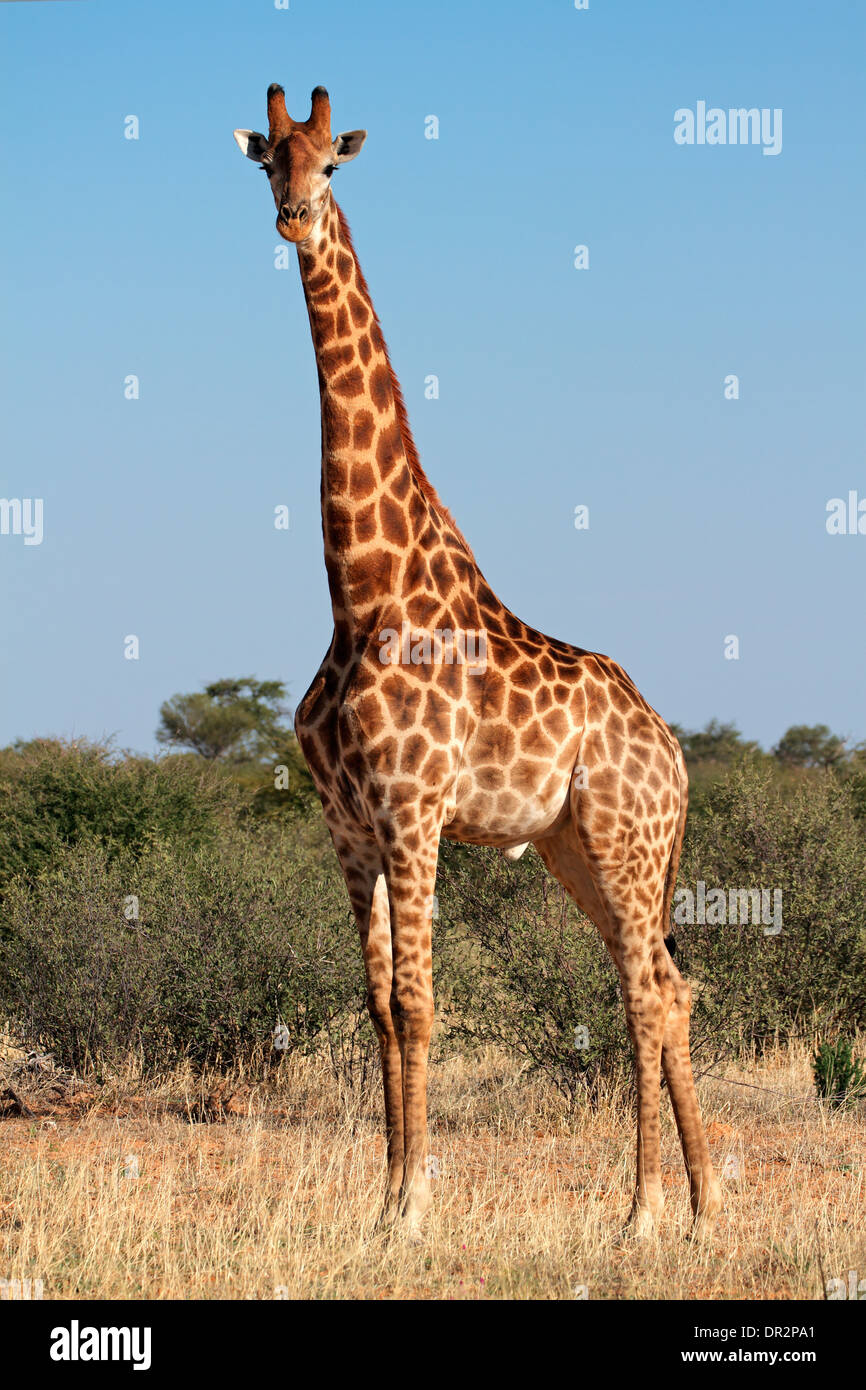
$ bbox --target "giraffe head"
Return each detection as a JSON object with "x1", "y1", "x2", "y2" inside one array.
[{"x1": 233, "y1": 84, "x2": 366, "y2": 243}]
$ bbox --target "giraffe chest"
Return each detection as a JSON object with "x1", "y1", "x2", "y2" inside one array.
[
  {"x1": 295, "y1": 648, "x2": 467, "y2": 823},
  {"x1": 296, "y1": 649, "x2": 583, "y2": 847}
]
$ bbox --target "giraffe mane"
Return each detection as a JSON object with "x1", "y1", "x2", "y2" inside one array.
[{"x1": 334, "y1": 201, "x2": 476, "y2": 562}]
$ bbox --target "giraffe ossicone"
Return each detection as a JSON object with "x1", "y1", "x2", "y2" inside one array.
[{"x1": 233, "y1": 81, "x2": 722, "y2": 1240}]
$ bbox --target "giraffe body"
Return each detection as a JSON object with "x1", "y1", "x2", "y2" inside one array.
[{"x1": 234, "y1": 83, "x2": 722, "y2": 1239}]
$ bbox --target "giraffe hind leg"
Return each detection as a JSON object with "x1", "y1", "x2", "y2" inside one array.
[
  {"x1": 661, "y1": 957, "x2": 723, "y2": 1237},
  {"x1": 535, "y1": 823, "x2": 670, "y2": 1234},
  {"x1": 537, "y1": 803, "x2": 720, "y2": 1237},
  {"x1": 655, "y1": 756, "x2": 722, "y2": 1235}
]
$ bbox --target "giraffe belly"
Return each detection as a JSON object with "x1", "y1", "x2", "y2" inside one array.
[{"x1": 444, "y1": 765, "x2": 574, "y2": 848}]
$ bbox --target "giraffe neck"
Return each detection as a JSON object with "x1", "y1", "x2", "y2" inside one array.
[{"x1": 296, "y1": 195, "x2": 472, "y2": 643}]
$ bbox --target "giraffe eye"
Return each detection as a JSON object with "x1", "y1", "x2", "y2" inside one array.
[
  {"x1": 323, "y1": 164, "x2": 336, "y2": 177},
  {"x1": 258, "y1": 164, "x2": 271, "y2": 174}
]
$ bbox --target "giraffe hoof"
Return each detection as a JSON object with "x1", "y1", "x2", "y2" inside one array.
[
  {"x1": 688, "y1": 1207, "x2": 721, "y2": 1243},
  {"x1": 619, "y1": 1205, "x2": 660, "y2": 1241},
  {"x1": 404, "y1": 1219, "x2": 425, "y2": 1247},
  {"x1": 399, "y1": 1187, "x2": 432, "y2": 1244},
  {"x1": 374, "y1": 1197, "x2": 402, "y2": 1232},
  {"x1": 687, "y1": 1179, "x2": 723, "y2": 1241}
]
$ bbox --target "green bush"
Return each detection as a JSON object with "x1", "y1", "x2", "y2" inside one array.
[
  {"x1": 0, "y1": 739, "x2": 233, "y2": 897},
  {"x1": 434, "y1": 761, "x2": 866, "y2": 1098},
  {"x1": 0, "y1": 824, "x2": 374, "y2": 1082},
  {"x1": 2, "y1": 736, "x2": 864, "y2": 1097},
  {"x1": 677, "y1": 762, "x2": 866, "y2": 1050},
  {"x1": 435, "y1": 843, "x2": 630, "y2": 1104}
]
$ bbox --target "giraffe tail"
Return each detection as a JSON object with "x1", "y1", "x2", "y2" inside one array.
[{"x1": 661, "y1": 741, "x2": 689, "y2": 957}]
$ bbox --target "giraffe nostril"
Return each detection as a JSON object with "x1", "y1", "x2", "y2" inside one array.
[{"x1": 280, "y1": 203, "x2": 309, "y2": 224}]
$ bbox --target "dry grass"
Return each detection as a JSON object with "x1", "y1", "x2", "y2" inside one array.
[{"x1": 0, "y1": 1039, "x2": 862, "y2": 1300}]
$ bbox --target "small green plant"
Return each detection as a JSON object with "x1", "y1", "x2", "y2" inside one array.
[{"x1": 812, "y1": 1038, "x2": 866, "y2": 1108}]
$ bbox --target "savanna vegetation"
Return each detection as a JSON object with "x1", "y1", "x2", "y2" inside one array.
[
  {"x1": 1, "y1": 688, "x2": 863, "y2": 1090},
  {"x1": 1, "y1": 683, "x2": 863, "y2": 1299}
]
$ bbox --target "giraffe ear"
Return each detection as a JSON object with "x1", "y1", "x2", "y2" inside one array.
[
  {"x1": 332, "y1": 130, "x2": 367, "y2": 164},
  {"x1": 233, "y1": 129, "x2": 269, "y2": 161}
]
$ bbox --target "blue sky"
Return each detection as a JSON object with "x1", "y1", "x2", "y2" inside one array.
[{"x1": 1, "y1": 0, "x2": 863, "y2": 754}]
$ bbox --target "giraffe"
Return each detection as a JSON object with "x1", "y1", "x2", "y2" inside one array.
[{"x1": 233, "y1": 83, "x2": 722, "y2": 1240}]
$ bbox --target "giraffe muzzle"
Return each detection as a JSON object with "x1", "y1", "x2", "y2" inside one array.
[{"x1": 277, "y1": 201, "x2": 312, "y2": 242}]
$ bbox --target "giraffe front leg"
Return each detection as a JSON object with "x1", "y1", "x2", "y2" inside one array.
[
  {"x1": 380, "y1": 829, "x2": 439, "y2": 1241},
  {"x1": 365, "y1": 873, "x2": 405, "y2": 1223},
  {"x1": 330, "y1": 834, "x2": 404, "y2": 1224}
]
